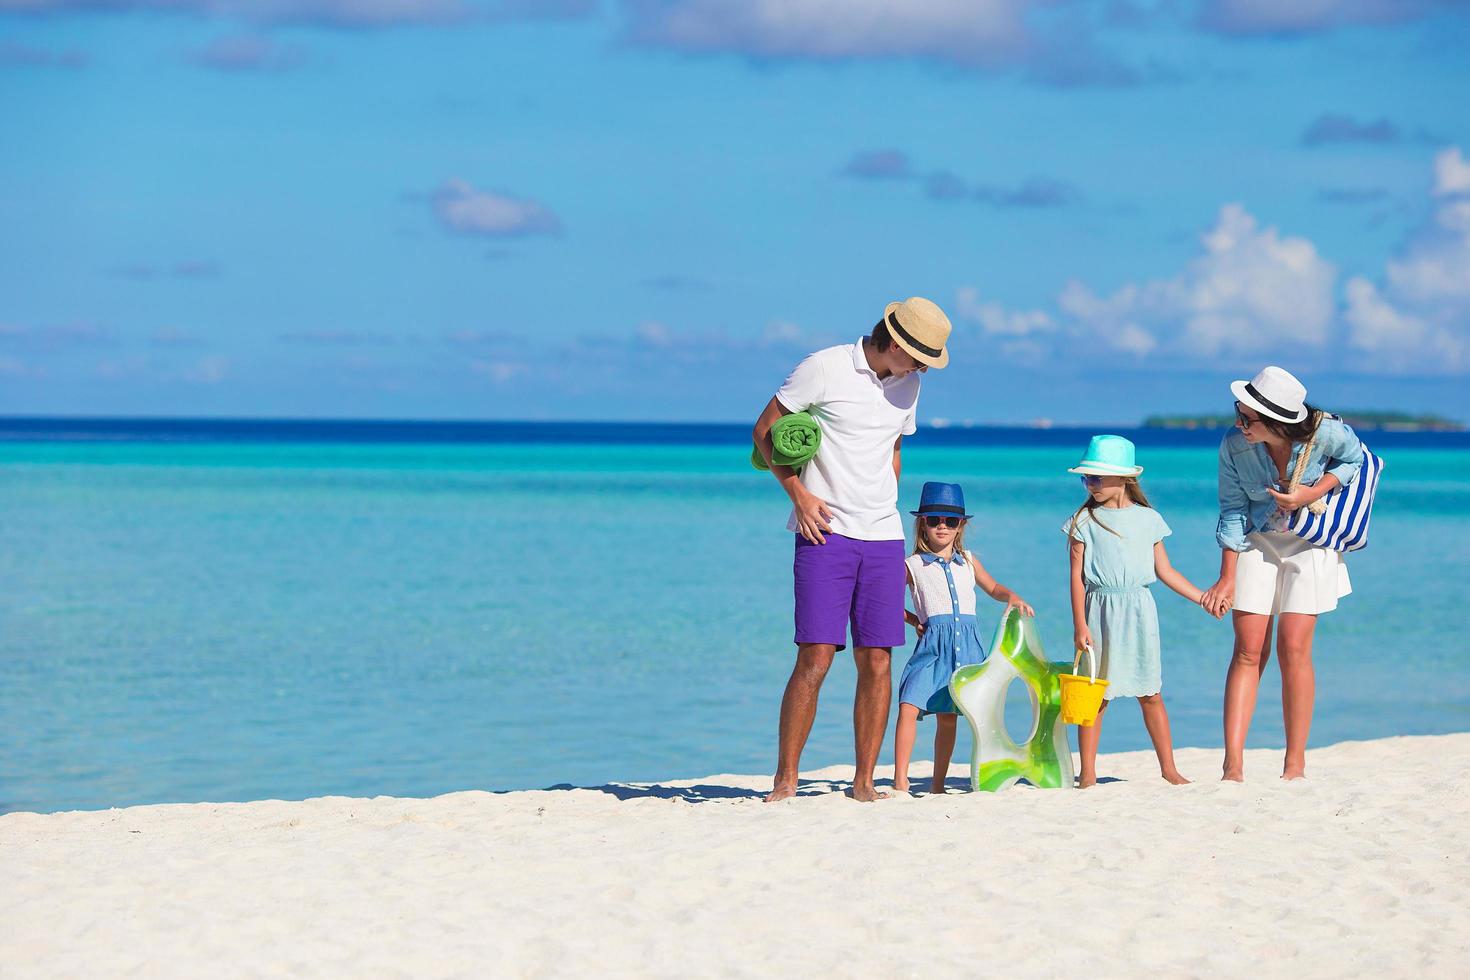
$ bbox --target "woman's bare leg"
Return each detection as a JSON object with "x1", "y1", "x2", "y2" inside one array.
[
  {"x1": 1138, "y1": 693, "x2": 1189, "y2": 784},
  {"x1": 931, "y1": 714, "x2": 957, "y2": 793},
  {"x1": 1076, "y1": 700, "x2": 1109, "y2": 788},
  {"x1": 1275, "y1": 612, "x2": 1318, "y2": 780},
  {"x1": 892, "y1": 703, "x2": 920, "y2": 793},
  {"x1": 1222, "y1": 612, "x2": 1273, "y2": 781}
]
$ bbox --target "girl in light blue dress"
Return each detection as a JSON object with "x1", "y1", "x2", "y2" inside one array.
[
  {"x1": 1065, "y1": 436, "x2": 1221, "y2": 788},
  {"x1": 893, "y1": 482, "x2": 1033, "y2": 794}
]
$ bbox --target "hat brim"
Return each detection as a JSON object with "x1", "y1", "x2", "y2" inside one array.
[
  {"x1": 884, "y1": 301, "x2": 949, "y2": 369},
  {"x1": 910, "y1": 510, "x2": 973, "y2": 519},
  {"x1": 1231, "y1": 379, "x2": 1306, "y2": 424},
  {"x1": 1067, "y1": 463, "x2": 1144, "y2": 477}
]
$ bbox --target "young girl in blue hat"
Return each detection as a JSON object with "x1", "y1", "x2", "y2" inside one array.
[
  {"x1": 1065, "y1": 435, "x2": 1221, "y2": 788},
  {"x1": 893, "y1": 481, "x2": 1033, "y2": 794}
]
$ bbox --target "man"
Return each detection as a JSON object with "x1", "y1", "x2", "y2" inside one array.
[{"x1": 753, "y1": 296, "x2": 952, "y2": 802}]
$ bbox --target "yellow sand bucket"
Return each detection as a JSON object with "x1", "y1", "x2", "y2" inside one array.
[{"x1": 1058, "y1": 644, "x2": 1108, "y2": 726}]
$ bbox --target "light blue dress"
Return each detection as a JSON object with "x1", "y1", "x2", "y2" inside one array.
[
  {"x1": 898, "y1": 551, "x2": 988, "y2": 718},
  {"x1": 1062, "y1": 506, "x2": 1172, "y2": 700}
]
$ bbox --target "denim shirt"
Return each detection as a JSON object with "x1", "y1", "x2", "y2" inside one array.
[{"x1": 1216, "y1": 415, "x2": 1364, "y2": 552}]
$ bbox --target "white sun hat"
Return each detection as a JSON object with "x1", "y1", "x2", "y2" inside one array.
[{"x1": 1231, "y1": 365, "x2": 1308, "y2": 424}]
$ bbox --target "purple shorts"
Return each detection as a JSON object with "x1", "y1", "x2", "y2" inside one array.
[{"x1": 793, "y1": 533, "x2": 906, "y2": 651}]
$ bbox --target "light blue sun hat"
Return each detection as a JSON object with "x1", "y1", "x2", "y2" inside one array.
[{"x1": 1067, "y1": 434, "x2": 1144, "y2": 477}]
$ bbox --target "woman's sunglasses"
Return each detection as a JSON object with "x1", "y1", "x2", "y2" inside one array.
[
  {"x1": 922, "y1": 515, "x2": 963, "y2": 528},
  {"x1": 1234, "y1": 403, "x2": 1260, "y2": 429}
]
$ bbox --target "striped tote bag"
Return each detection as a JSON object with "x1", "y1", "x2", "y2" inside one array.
[{"x1": 1286, "y1": 445, "x2": 1384, "y2": 552}]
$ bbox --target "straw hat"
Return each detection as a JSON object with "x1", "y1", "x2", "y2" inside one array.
[
  {"x1": 883, "y1": 297, "x2": 951, "y2": 369},
  {"x1": 1231, "y1": 365, "x2": 1308, "y2": 424}
]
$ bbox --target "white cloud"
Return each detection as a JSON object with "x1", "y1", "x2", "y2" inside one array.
[
  {"x1": 182, "y1": 355, "x2": 229, "y2": 384},
  {"x1": 955, "y1": 286, "x2": 1054, "y2": 337},
  {"x1": 1432, "y1": 146, "x2": 1470, "y2": 197},
  {"x1": 470, "y1": 359, "x2": 528, "y2": 384},
  {"x1": 0, "y1": 0, "x2": 595, "y2": 28},
  {"x1": 431, "y1": 178, "x2": 561, "y2": 237},
  {"x1": 1198, "y1": 0, "x2": 1439, "y2": 36},
  {"x1": 1342, "y1": 146, "x2": 1470, "y2": 372},
  {"x1": 1059, "y1": 204, "x2": 1336, "y2": 357},
  {"x1": 624, "y1": 0, "x2": 1035, "y2": 68}
]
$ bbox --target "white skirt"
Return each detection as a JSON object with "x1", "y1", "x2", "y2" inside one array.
[{"x1": 1234, "y1": 531, "x2": 1351, "y2": 617}]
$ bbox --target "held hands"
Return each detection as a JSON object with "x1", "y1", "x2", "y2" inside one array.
[
  {"x1": 791, "y1": 487, "x2": 835, "y2": 544},
  {"x1": 1199, "y1": 578, "x2": 1234, "y2": 618}
]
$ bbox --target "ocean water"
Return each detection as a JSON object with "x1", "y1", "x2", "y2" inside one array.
[{"x1": 3, "y1": 421, "x2": 1468, "y2": 813}]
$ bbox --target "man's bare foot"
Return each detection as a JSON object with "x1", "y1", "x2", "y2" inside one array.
[
  {"x1": 764, "y1": 781, "x2": 797, "y2": 803},
  {"x1": 1221, "y1": 767, "x2": 1244, "y2": 782},
  {"x1": 1077, "y1": 774, "x2": 1097, "y2": 789},
  {"x1": 1161, "y1": 770, "x2": 1191, "y2": 785},
  {"x1": 845, "y1": 783, "x2": 891, "y2": 802}
]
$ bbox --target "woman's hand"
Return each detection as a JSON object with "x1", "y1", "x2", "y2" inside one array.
[
  {"x1": 1265, "y1": 482, "x2": 1313, "y2": 511},
  {"x1": 1006, "y1": 595, "x2": 1035, "y2": 618},
  {"x1": 911, "y1": 620, "x2": 926, "y2": 637},
  {"x1": 1198, "y1": 593, "x2": 1226, "y2": 620},
  {"x1": 1201, "y1": 577, "x2": 1234, "y2": 617},
  {"x1": 1072, "y1": 625, "x2": 1093, "y2": 654}
]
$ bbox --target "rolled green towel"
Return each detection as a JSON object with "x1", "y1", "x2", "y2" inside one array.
[{"x1": 752, "y1": 411, "x2": 822, "y2": 471}]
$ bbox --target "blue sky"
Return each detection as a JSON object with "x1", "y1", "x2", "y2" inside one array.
[{"x1": 2, "y1": 1, "x2": 1469, "y2": 424}]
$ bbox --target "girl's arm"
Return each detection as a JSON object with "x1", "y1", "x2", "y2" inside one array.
[
  {"x1": 904, "y1": 564, "x2": 925, "y2": 635},
  {"x1": 1154, "y1": 542, "x2": 1222, "y2": 619},
  {"x1": 1068, "y1": 539, "x2": 1091, "y2": 652},
  {"x1": 970, "y1": 554, "x2": 1034, "y2": 617}
]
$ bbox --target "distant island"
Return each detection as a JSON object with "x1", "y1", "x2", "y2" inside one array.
[{"x1": 1143, "y1": 411, "x2": 1465, "y2": 432}]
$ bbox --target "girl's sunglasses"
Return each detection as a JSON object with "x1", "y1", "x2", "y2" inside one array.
[
  {"x1": 1080, "y1": 475, "x2": 1102, "y2": 486},
  {"x1": 922, "y1": 515, "x2": 963, "y2": 528}
]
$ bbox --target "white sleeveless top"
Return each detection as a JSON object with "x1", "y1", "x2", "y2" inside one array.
[{"x1": 905, "y1": 551, "x2": 979, "y2": 623}]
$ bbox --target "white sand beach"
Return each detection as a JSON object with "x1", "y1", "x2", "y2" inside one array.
[{"x1": 4, "y1": 734, "x2": 1469, "y2": 978}]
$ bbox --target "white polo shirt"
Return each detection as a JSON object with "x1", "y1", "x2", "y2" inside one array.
[{"x1": 774, "y1": 339, "x2": 921, "y2": 541}]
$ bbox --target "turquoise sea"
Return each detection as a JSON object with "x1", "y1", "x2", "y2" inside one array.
[{"x1": 3, "y1": 420, "x2": 1468, "y2": 813}]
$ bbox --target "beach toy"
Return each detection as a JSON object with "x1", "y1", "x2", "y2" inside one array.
[
  {"x1": 751, "y1": 411, "x2": 822, "y2": 471},
  {"x1": 949, "y1": 609, "x2": 1074, "y2": 792},
  {"x1": 1058, "y1": 644, "x2": 1109, "y2": 727}
]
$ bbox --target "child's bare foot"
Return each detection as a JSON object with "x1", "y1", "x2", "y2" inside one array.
[
  {"x1": 929, "y1": 781, "x2": 946, "y2": 794},
  {"x1": 845, "y1": 782, "x2": 891, "y2": 802},
  {"x1": 1077, "y1": 773, "x2": 1097, "y2": 789},
  {"x1": 1221, "y1": 767, "x2": 1244, "y2": 782},
  {"x1": 1281, "y1": 766, "x2": 1306, "y2": 781},
  {"x1": 892, "y1": 777, "x2": 910, "y2": 794},
  {"x1": 1161, "y1": 769, "x2": 1191, "y2": 785},
  {"x1": 764, "y1": 781, "x2": 797, "y2": 803}
]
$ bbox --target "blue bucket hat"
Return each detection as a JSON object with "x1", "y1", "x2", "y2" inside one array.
[
  {"x1": 910, "y1": 481, "x2": 972, "y2": 519},
  {"x1": 1068, "y1": 434, "x2": 1144, "y2": 477}
]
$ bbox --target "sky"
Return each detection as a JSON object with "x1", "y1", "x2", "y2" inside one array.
[{"x1": 2, "y1": 0, "x2": 1469, "y2": 425}]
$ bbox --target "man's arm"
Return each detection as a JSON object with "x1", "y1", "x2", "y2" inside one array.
[
  {"x1": 753, "y1": 396, "x2": 833, "y2": 544},
  {"x1": 892, "y1": 435, "x2": 903, "y2": 482}
]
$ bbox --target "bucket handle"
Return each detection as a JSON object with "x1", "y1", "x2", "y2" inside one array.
[{"x1": 1072, "y1": 643, "x2": 1100, "y2": 685}]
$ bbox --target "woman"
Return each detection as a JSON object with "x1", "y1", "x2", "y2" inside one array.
[{"x1": 1200, "y1": 366, "x2": 1364, "y2": 781}]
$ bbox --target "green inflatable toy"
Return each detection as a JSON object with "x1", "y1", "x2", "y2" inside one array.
[
  {"x1": 751, "y1": 411, "x2": 822, "y2": 471},
  {"x1": 949, "y1": 609, "x2": 1075, "y2": 792}
]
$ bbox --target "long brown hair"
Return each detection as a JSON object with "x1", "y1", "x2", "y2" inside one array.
[
  {"x1": 1257, "y1": 405, "x2": 1323, "y2": 445},
  {"x1": 912, "y1": 516, "x2": 968, "y2": 558},
  {"x1": 1068, "y1": 477, "x2": 1152, "y2": 538}
]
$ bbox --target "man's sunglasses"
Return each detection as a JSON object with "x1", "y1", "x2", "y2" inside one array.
[{"x1": 922, "y1": 515, "x2": 964, "y2": 528}]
